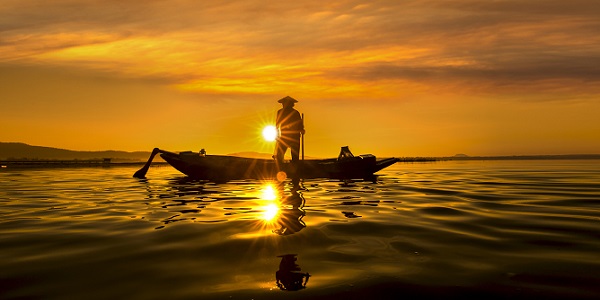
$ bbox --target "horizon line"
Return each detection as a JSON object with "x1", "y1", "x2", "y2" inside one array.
[{"x1": 1, "y1": 141, "x2": 599, "y2": 159}]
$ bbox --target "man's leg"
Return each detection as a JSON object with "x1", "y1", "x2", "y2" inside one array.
[
  {"x1": 290, "y1": 142, "x2": 300, "y2": 162},
  {"x1": 289, "y1": 139, "x2": 301, "y2": 177},
  {"x1": 275, "y1": 140, "x2": 288, "y2": 166}
]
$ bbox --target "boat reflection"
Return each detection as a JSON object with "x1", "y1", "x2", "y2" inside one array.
[
  {"x1": 272, "y1": 188, "x2": 306, "y2": 235},
  {"x1": 141, "y1": 175, "x2": 309, "y2": 234},
  {"x1": 255, "y1": 180, "x2": 307, "y2": 234},
  {"x1": 275, "y1": 254, "x2": 310, "y2": 291},
  {"x1": 142, "y1": 177, "x2": 314, "y2": 291}
]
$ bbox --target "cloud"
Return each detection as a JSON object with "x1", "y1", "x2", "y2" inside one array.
[
  {"x1": 330, "y1": 52, "x2": 600, "y2": 93},
  {"x1": 2, "y1": 1, "x2": 600, "y2": 155},
  {"x1": 1, "y1": 0, "x2": 599, "y2": 99}
]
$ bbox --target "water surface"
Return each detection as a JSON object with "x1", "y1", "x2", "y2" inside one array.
[{"x1": 1, "y1": 160, "x2": 599, "y2": 299}]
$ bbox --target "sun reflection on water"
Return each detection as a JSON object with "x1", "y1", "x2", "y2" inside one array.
[
  {"x1": 261, "y1": 183, "x2": 279, "y2": 201},
  {"x1": 259, "y1": 183, "x2": 281, "y2": 224},
  {"x1": 262, "y1": 203, "x2": 280, "y2": 222}
]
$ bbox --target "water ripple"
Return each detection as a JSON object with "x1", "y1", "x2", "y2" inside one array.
[{"x1": 1, "y1": 161, "x2": 600, "y2": 299}]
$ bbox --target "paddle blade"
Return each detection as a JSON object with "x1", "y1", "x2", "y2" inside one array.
[
  {"x1": 133, "y1": 167, "x2": 149, "y2": 179},
  {"x1": 133, "y1": 148, "x2": 160, "y2": 178}
]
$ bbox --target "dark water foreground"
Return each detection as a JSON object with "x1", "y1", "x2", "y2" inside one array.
[{"x1": 1, "y1": 160, "x2": 599, "y2": 299}]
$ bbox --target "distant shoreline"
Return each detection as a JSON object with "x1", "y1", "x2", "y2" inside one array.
[
  {"x1": 0, "y1": 159, "x2": 168, "y2": 169},
  {"x1": 442, "y1": 154, "x2": 600, "y2": 161},
  {"x1": 2, "y1": 142, "x2": 599, "y2": 166},
  {"x1": 2, "y1": 154, "x2": 599, "y2": 170}
]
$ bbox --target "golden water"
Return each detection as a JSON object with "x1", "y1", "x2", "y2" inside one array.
[{"x1": 1, "y1": 160, "x2": 599, "y2": 299}]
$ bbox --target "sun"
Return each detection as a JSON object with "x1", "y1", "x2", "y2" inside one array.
[{"x1": 262, "y1": 125, "x2": 278, "y2": 142}]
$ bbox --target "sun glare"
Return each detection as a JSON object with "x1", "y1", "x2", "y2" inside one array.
[
  {"x1": 262, "y1": 125, "x2": 278, "y2": 142},
  {"x1": 258, "y1": 183, "x2": 281, "y2": 223},
  {"x1": 262, "y1": 203, "x2": 280, "y2": 222},
  {"x1": 261, "y1": 184, "x2": 278, "y2": 201}
]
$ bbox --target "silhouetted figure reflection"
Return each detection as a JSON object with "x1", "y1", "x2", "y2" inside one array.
[
  {"x1": 275, "y1": 96, "x2": 304, "y2": 175},
  {"x1": 273, "y1": 188, "x2": 306, "y2": 235},
  {"x1": 275, "y1": 254, "x2": 310, "y2": 291}
]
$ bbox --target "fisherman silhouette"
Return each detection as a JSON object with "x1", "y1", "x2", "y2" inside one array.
[
  {"x1": 275, "y1": 96, "x2": 304, "y2": 176},
  {"x1": 275, "y1": 254, "x2": 310, "y2": 291}
]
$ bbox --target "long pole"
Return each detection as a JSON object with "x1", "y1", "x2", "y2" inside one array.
[{"x1": 301, "y1": 113, "x2": 305, "y2": 161}]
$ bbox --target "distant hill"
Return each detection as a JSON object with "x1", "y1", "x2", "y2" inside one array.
[
  {"x1": 0, "y1": 142, "x2": 153, "y2": 162},
  {"x1": 0, "y1": 142, "x2": 278, "y2": 162}
]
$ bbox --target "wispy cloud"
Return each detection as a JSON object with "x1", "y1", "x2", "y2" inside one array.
[{"x1": 2, "y1": 0, "x2": 599, "y2": 99}]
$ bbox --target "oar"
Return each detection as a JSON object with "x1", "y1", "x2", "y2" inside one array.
[{"x1": 133, "y1": 148, "x2": 161, "y2": 178}]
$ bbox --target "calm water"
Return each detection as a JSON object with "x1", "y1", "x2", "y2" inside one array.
[{"x1": 1, "y1": 160, "x2": 599, "y2": 299}]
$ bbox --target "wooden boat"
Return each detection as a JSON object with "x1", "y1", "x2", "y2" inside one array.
[{"x1": 135, "y1": 146, "x2": 399, "y2": 181}]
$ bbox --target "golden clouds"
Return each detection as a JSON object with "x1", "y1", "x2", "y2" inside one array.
[
  {"x1": 1, "y1": 1, "x2": 600, "y2": 155},
  {"x1": 3, "y1": 0, "x2": 600, "y2": 98}
]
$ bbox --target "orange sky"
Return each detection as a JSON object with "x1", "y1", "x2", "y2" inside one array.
[{"x1": 1, "y1": 1, "x2": 599, "y2": 157}]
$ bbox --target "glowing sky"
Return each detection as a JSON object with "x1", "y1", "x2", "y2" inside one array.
[{"x1": 1, "y1": 0, "x2": 599, "y2": 157}]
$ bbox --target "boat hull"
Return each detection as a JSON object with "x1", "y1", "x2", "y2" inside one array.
[{"x1": 159, "y1": 150, "x2": 399, "y2": 181}]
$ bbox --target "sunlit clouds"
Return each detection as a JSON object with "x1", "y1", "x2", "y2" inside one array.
[
  {"x1": 1, "y1": 0, "x2": 600, "y2": 156},
  {"x1": 7, "y1": 0, "x2": 600, "y2": 96}
]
